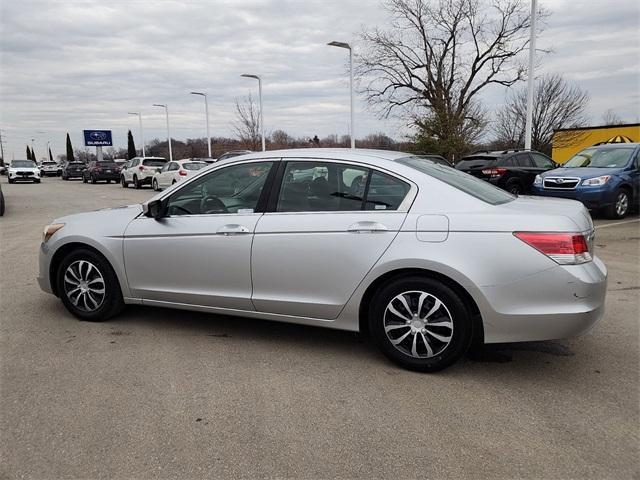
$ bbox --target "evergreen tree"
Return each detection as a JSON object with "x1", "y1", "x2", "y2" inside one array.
[
  {"x1": 49, "y1": 148, "x2": 54, "y2": 161},
  {"x1": 65, "y1": 133, "x2": 75, "y2": 162},
  {"x1": 26, "y1": 145, "x2": 31, "y2": 160},
  {"x1": 127, "y1": 130, "x2": 137, "y2": 159},
  {"x1": 30, "y1": 146, "x2": 36, "y2": 161}
]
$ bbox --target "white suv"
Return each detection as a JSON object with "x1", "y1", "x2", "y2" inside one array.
[{"x1": 120, "y1": 157, "x2": 167, "y2": 189}]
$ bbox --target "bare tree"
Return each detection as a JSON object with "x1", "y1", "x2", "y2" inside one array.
[
  {"x1": 493, "y1": 73, "x2": 589, "y2": 154},
  {"x1": 233, "y1": 94, "x2": 261, "y2": 150},
  {"x1": 358, "y1": 0, "x2": 535, "y2": 160},
  {"x1": 271, "y1": 129, "x2": 293, "y2": 148},
  {"x1": 602, "y1": 109, "x2": 625, "y2": 126}
]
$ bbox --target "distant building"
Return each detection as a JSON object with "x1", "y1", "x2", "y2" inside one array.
[{"x1": 552, "y1": 123, "x2": 640, "y2": 164}]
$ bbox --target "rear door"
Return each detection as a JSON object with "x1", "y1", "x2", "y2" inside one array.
[{"x1": 250, "y1": 159, "x2": 415, "y2": 319}]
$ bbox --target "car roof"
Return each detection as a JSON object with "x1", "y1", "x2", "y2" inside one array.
[{"x1": 229, "y1": 148, "x2": 413, "y2": 162}]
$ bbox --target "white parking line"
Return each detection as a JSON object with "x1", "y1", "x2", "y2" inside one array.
[{"x1": 596, "y1": 218, "x2": 640, "y2": 229}]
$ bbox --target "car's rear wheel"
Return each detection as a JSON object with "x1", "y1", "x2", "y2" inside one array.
[
  {"x1": 607, "y1": 188, "x2": 630, "y2": 219},
  {"x1": 56, "y1": 249, "x2": 124, "y2": 322},
  {"x1": 505, "y1": 179, "x2": 523, "y2": 195},
  {"x1": 91, "y1": 175, "x2": 97, "y2": 184},
  {"x1": 134, "y1": 175, "x2": 141, "y2": 189},
  {"x1": 121, "y1": 176, "x2": 127, "y2": 188},
  {"x1": 369, "y1": 276, "x2": 472, "y2": 372}
]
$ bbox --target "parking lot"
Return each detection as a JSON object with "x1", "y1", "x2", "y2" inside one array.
[{"x1": 1, "y1": 177, "x2": 638, "y2": 479}]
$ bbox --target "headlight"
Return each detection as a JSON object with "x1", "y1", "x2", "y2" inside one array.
[
  {"x1": 581, "y1": 175, "x2": 611, "y2": 186},
  {"x1": 533, "y1": 174, "x2": 542, "y2": 186},
  {"x1": 43, "y1": 223, "x2": 65, "y2": 243}
]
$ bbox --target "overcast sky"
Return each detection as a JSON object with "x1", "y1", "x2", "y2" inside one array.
[{"x1": 0, "y1": 0, "x2": 638, "y2": 159}]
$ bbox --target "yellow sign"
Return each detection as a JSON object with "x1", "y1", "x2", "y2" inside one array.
[{"x1": 552, "y1": 124, "x2": 640, "y2": 164}]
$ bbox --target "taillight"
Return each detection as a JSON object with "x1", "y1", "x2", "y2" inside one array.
[
  {"x1": 139, "y1": 165, "x2": 144, "y2": 171},
  {"x1": 481, "y1": 168, "x2": 507, "y2": 177},
  {"x1": 514, "y1": 232, "x2": 592, "y2": 265},
  {"x1": 178, "y1": 170, "x2": 187, "y2": 176}
]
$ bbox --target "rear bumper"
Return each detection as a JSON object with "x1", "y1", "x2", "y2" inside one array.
[
  {"x1": 478, "y1": 257, "x2": 607, "y2": 343},
  {"x1": 531, "y1": 185, "x2": 615, "y2": 210},
  {"x1": 93, "y1": 173, "x2": 120, "y2": 180}
]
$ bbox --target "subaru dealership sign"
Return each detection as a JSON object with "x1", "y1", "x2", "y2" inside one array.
[{"x1": 83, "y1": 130, "x2": 113, "y2": 146}]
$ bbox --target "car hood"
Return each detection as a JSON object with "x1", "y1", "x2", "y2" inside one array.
[
  {"x1": 541, "y1": 167, "x2": 621, "y2": 179},
  {"x1": 53, "y1": 204, "x2": 143, "y2": 236}
]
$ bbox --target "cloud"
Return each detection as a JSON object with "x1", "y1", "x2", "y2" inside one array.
[{"x1": 0, "y1": 0, "x2": 638, "y2": 158}]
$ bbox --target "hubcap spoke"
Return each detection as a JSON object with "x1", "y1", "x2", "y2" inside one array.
[
  {"x1": 396, "y1": 294, "x2": 413, "y2": 318},
  {"x1": 385, "y1": 323, "x2": 411, "y2": 333},
  {"x1": 423, "y1": 298, "x2": 442, "y2": 319},
  {"x1": 388, "y1": 303, "x2": 412, "y2": 322},
  {"x1": 420, "y1": 332, "x2": 434, "y2": 357},
  {"x1": 425, "y1": 329, "x2": 452, "y2": 343},
  {"x1": 391, "y1": 329, "x2": 412, "y2": 346}
]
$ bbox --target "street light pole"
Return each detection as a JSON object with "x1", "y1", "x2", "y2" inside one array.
[
  {"x1": 241, "y1": 74, "x2": 265, "y2": 151},
  {"x1": 328, "y1": 41, "x2": 355, "y2": 149},
  {"x1": 524, "y1": 0, "x2": 538, "y2": 151},
  {"x1": 128, "y1": 112, "x2": 146, "y2": 157},
  {"x1": 153, "y1": 104, "x2": 173, "y2": 161},
  {"x1": 190, "y1": 92, "x2": 211, "y2": 157}
]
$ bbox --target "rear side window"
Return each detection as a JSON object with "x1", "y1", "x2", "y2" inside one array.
[
  {"x1": 513, "y1": 153, "x2": 532, "y2": 167},
  {"x1": 276, "y1": 161, "x2": 410, "y2": 212},
  {"x1": 143, "y1": 159, "x2": 166, "y2": 167},
  {"x1": 397, "y1": 156, "x2": 514, "y2": 205},
  {"x1": 531, "y1": 153, "x2": 555, "y2": 169},
  {"x1": 365, "y1": 171, "x2": 410, "y2": 210}
]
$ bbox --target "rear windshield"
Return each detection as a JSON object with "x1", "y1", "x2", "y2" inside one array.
[
  {"x1": 12, "y1": 160, "x2": 36, "y2": 168},
  {"x1": 183, "y1": 162, "x2": 207, "y2": 171},
  {"x1": 68, "y1": 162, "x2": 84, "y2": 166},
  {"x1": 143, "y1": 159, "x2": 167, "y2": 167},
  {"x1": 396, "y1": 156, "x2": 514, "y2": 205},
  {"x1": 455, "y1": 157, "x2": 498, "y2": 169},
  {"x1": 564, "y1": 147, "x2": 635, "y2": 168},
  {"x1": 97, "y1": 162, "x2": 117, "y2": 167}
]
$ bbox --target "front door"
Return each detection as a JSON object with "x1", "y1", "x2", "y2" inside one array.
[
  {"x1": 251, "y1": 159, "x2": 413, "y2": 319},
  {"x1": 124, "y1": 160, "x2": 275, "y2": 309}
]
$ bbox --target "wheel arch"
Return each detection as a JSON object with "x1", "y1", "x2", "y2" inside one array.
[{"x1": 358, "y1": 267, "x2": 484, "y2": 345}]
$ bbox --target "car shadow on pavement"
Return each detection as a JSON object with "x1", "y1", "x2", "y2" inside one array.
[{"x1": 106, "y1": 304, "x2": 578, "y2": 375}]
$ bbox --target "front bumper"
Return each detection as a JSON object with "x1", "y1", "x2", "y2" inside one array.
[
  {"x1": 37, "y1": 242, "x2": 54, "y2": 295},
  {"x1": 9, "y1": 172, "x2": 40, "y2": 181},
  {"x1": 531, "y1": 184, "x2": 615, "y2": 210},
  {"x1": 479, "y1": 257, "x2": 607, "y2": 343}
]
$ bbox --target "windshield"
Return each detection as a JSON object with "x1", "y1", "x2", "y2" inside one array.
[
  {"x1": 12, "y1": 160, "x2": 36, "y2": 168},
  {"x1": 68, "y1": 162, "x2": 84, "y2": 167},
  {"x1": 143, "y1": 159, "x2": 166, "y2": 167},
  {"x1": 564, "y1": 147, "x2": 634, "y2": 168},
  {"x1": 397, "y1": 156, "x2": 514, "y2": 205},
  {"x1": 183, "y1": 162, "x2": 207, "y2": 171},
  {"x1": 42, "y1": 161, "x2": 56, "y2": 165}
]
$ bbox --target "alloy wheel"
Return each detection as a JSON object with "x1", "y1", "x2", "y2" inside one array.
[
  {"x1": 616, "y1": 192, "x2": 629, "y2": 217},
  {"x1": 383, "y1": 290, "x2": 454, "y2": 358},
  {"x1": 63, "y1": 260, "x2": 106, "y2": 312}
]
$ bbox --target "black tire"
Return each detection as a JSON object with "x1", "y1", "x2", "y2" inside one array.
[
  {"x1": 369, "y1": 276, "x2": 472, "y2": 372},
  {"x1": 106, "y1": 179, "x2": 111, "y2": 184},
  {"x1": 82, "y1": 174, "x2": 88, "y2": 184},
  {"x1": 8, "y1": 178, "x2": 14, "y2": 184},
  {"x1": 134, "y1": 175, "x2": 141, "y2": 189},
  {"x1": 606, "y1": 188, "x2": 631, "y2": 219},
  {"x1": 35, "y1": 179, "x2": 41, "y2": 184},
  {"x1": 505, "y1": 179, "x2": 523, "y2": 195},
  {"x1": 0, "y1": 191, "x2": 4, "y2": 216},
  {"x1": 91, "y1": 175, "x2": 97, "y2": 184},
  {"x1": 152, "y1": 179, "x2": 159, "y2": 191},
  {"x1": 62, "y1": 174, "x2": 68, "y2": 180},
  {"x1": 56, "y1": 248, "x2": 124, "y2": 322},
  {"x1": 121, "y1": 176, "x2": 127, "y2": 188}
]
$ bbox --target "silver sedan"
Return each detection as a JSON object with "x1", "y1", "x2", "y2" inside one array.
[{"x1": 37, "y1": 149, "x2": 607, "y2": 371}]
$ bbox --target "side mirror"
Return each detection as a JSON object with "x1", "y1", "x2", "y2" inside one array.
[{"x1": 145, "y1": 199, "x2": 165, "y2": 219}]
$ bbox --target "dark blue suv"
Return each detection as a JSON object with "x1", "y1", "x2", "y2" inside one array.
[{"x1": 531, "y1": 143, "x2": 640, "y2": 218}]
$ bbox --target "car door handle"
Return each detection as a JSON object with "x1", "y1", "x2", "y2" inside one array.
[
  {"x1": 347, "y1": 221, "x2": 388, "y2": 233},
  {"x1": 216, "y1": 224, "x2": 251, "y2": 236}
]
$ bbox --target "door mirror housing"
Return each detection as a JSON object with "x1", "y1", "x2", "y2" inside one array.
[{"x1": 145, "y1": 199, "x2": 166, "y2": 219}]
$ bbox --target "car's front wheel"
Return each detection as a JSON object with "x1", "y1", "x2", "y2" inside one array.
[
  {"x1": 57, "y1": 249, "x2": 124, "y2": 322},
  {"x1": 121, "y1": 176, "x2": 127, "y2": 188},
  {"x1": 152, "y1": 178, "x2": 159, "y2": 191},
  {"x1": 369, "y1": 276, "x2": 472, "y2": 372},
  {"x1": 607, "y1": 188, "x2": 630, "y2": 219}
]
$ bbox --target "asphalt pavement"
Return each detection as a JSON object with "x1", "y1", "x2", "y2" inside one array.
[{"x1": 1, "y1": 177, "x2": 638, "y2": 479}]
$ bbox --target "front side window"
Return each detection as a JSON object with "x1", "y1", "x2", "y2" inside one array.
[
  {"x1": 531, "y1": 153, "x2": 555, "y2": 169},
  {"x1": 166, "y1": 161, "x2": 273, "y2": 216},
  {"x1": 276, "y1": 161, "x2": 409, "y2": 212}
]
